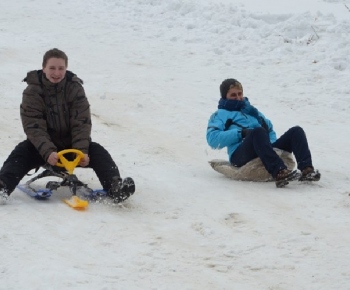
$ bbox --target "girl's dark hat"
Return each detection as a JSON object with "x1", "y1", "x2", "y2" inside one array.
[{"x1": 220, "y1": 79, "x2": 243, "y2": 99}]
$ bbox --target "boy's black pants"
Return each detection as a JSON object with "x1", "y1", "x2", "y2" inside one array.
[
  {"x1": 230, "y1": 126, "x2": 313, "y2": 178},
  {"x1": 0, "y1": 140, "x2": 120, "y2": 194}
]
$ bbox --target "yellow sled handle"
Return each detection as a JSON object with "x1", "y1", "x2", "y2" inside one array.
[{"x1": 56, "y1": 149, "x2": 85, "y2": 175}]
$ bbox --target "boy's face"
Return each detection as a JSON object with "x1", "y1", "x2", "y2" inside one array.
[
  {"x1": 43, "y1": 57, "x2": 67, "y2": 83},
  {"x1": 226, "y1": 87, "x2": 243, "y2": 101}
]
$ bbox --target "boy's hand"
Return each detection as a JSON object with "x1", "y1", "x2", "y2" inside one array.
[
  {"x1": 79, "y1": 154, "x2": 90, "y2": 167},
  {"x1": 241, "y1": 129, "x2": 253, "y2": 139},
  {"x1": 47, "y1": 152, "x2": 59, "y2": 166}
]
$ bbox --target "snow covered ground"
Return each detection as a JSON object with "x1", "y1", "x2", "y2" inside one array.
[{"x1": 1, "y1": 0, "x2": 350, "y2": 289}]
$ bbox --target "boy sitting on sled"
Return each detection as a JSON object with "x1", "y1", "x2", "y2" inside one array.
[
  {"x1": 206, "y1": 78, "x2": 320, "y2": 187},
  {"x1": 0, "y1": 48, "x2": 135, "y2": 203}
]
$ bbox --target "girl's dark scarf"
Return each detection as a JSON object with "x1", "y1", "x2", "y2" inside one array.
[{"x1": 217, "y1": 97, "x2": 268, "y2": 130}]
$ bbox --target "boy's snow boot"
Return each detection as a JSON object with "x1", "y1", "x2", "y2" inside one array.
[
  {"x1": 109, "y1": 176, "x2": 135, "y2": 203},
  {"x1": 121, "y1": 177, "x2": 135, "y2": 196},
  {"x1": 0, "y1": 180, "x2": 9, "y2": 204},
  {"x1": 275, "y1": 169, "x2": 300, "y2": 188},
  {"x1": 299, "y1": 167, "x2": 321, "y2": 182}
]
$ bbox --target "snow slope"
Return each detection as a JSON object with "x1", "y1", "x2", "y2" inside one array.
[{"x1": 1, "y1": 0, "x2": 350, "y2": 289}]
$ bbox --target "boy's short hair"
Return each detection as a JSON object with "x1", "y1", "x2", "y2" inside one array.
[{"x1": 42, "y1": 48, "x2": 68, "y2": 67}]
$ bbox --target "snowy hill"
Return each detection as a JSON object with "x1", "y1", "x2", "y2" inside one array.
[{"x1": 1, "y1": 0, "x2": 350, "y2": 289}]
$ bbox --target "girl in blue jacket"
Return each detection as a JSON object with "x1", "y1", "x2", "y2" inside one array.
[{"x1": 206, "y1": 78, "x2": 320, "y2": 187}]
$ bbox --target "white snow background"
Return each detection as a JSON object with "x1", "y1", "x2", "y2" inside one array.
[{"x1": 1, "y1": 0, "x2": 350, "y2": 289}]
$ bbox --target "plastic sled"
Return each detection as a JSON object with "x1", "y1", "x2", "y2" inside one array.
[{"x1": 209, "y1": 148, "x2": 296, "y2": 182}]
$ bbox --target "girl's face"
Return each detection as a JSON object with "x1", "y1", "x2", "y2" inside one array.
[
  {"x1": 43, "y1": 57, "x2": 67, "y2": 83},
  {"x1": 226, "y1": 87, "x2": 243, "y2": 101}
]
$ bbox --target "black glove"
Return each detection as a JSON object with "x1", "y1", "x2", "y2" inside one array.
[
  {"x1": 241, "y1": 128, "x2": 253, "y2": 139},
  {"x1": 259, "y1": 117, "x2": 269, "y2": 131}
]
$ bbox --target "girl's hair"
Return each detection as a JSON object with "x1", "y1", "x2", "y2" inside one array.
[{"x1": 42, "y1": 48, "x2": 68, "y2": 67}]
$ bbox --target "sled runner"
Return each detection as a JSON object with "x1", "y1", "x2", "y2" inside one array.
[{"x1": 17, "y1": 149, "x2": 106, "y2": 210}]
